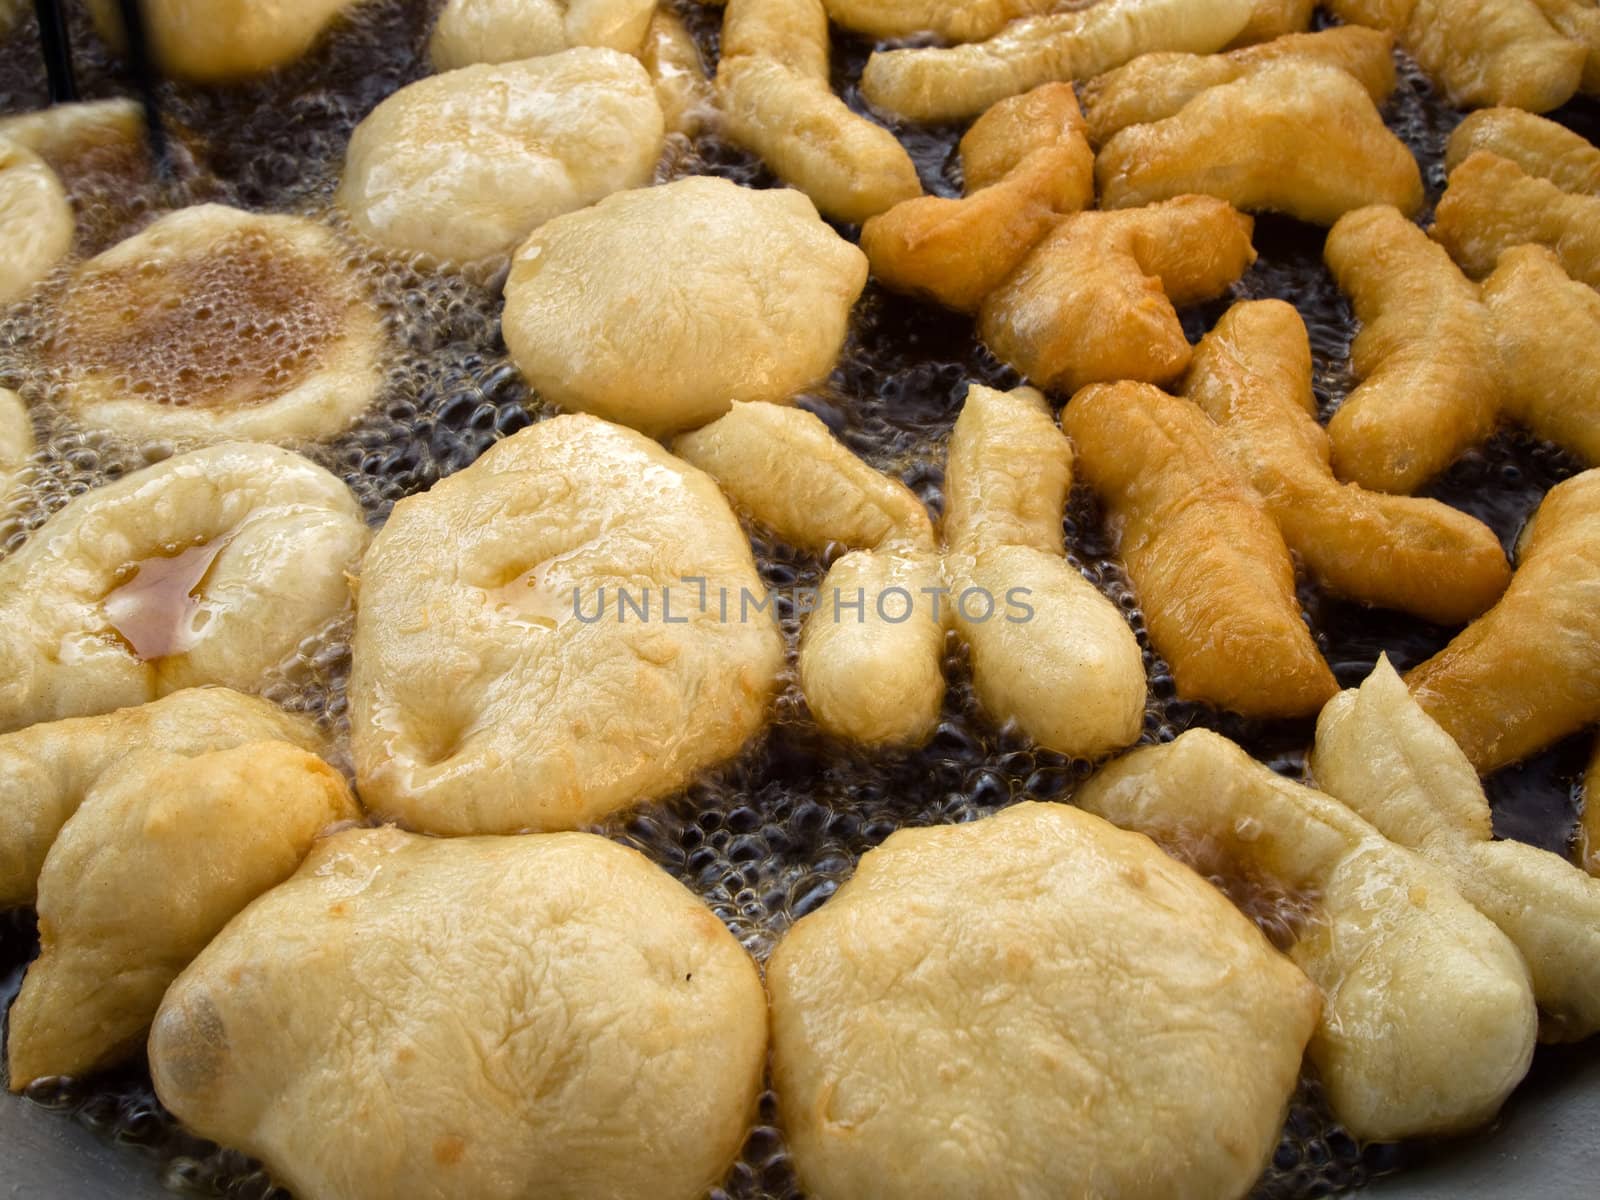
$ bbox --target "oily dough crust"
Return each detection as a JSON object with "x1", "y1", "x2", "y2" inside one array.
[
  {"x1": 339, "y1": 49, "x2": 665, "y2": 267},
  {"x1": 0, "y1": 443, "x2": 370, "y2": 735},
  {"x1": 348, "y1": 414, "x2": 784, "y2": 835},
  {"x1": 428, "y1": 0, "x2": 656, "y2": 69},
  {"x1": 1445, "y1": 106, "x2": 1600, "y2": 194},
  {"x1": 86, "y1": 0, "x2": 368, "y2": 81},
  {"x1": 0, "y1": 136, "x2": 72, "y2": 306},
  {"x1": 768, "y1": 801, "x2": 1320, "y2": 1200},
  {"x1": 0, "y1": 386, "x2": 31, "y2": 498},
  {"x1": 502, "y1": 176, "x2": 867, "y2": 436},
  {"x1": 150, "y1": 826, "x2": 768, "y2": 1200},
  {"x1": 1432, "y1": 149, "x2": 1600, "y2": 289},
  {"x1": 50, "y1": 204, "x2": 385, "y2": 446}
]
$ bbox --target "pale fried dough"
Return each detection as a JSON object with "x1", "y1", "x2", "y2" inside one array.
[
  {"x1": 0, "y1": 137, "x2": 72, "y2": 305},
  {"x1": 427, "y1": 0, "x2": 655, "y2": 67},
  {"x1": 641, "y1": 8, "x2": 714, "y2": 135},
  {"x1": 0, "y1": 387, "x2": 30, "y2": 500}
]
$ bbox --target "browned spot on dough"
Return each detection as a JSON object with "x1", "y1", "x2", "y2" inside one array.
[{"x1": 433, "y1": 1135, "x2": 466, "y2": 1165}]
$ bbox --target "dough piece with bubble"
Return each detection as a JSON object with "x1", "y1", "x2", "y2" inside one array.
[
  {"x1": 428, "y1": 0, "x2": 655, "y2": 68},
  {"x1": 0, "y1": 387, "x2": 31, "y2": 500},
  {"x1": 1078, "y1": 729, "x2": 1537, "y2": 1141},
  {"x1": 49, "y1": 204, "x2": 384, "y2": 446},
  {"x1": 768, "y1": 801, "x2": 1318, "y2": 1200},
  {"x1": 0, "y1": 136, "x2": 72, "y2": 306},
  {"x1": 1445, "y1": 107, "x2": 1600, "y2": 194},
  {"x1": 6, "y1": 742, "x2": 357, "y2": 1089},
  {"x1": 1183, "y1": 300, "x2": 1510, "y2": 622},
  {"x1": 979, "y1": 194, "x2": 1255, "y2": 393},
  {"x1": 503, "y1": 177, "x2": 866, "y2": 436},
  {"x1": 1408, "y1": 469, "x2": 1600, "y2": 773},
  {"x1": 0, "y1": 444, "x2": 367, "y2": 736},
  {"x1": 151, "y1": 827, "x2": 766, "y2": 1200},
  {"x1": 1063, "y1": 381, "x2": 1336, "y2": 718},
  {"x1": 340, "y1": 49, "x2": 664, "y2": 267},
  {"x1": 1314, "y1": 657, "x2": 1600, "y2": 1041},
  {"x1": 641, "y1": 8, "x2": 714, "y2": 135},
  {"x1": 1432, "y1": 150, "x2": 1600, "y2": 288},
  {"x1": 350, "y1": 414, "x2": 782, "y2": 834},
  {"x1": 86, "y1": 0, "x2": 366, "y2": 80}
]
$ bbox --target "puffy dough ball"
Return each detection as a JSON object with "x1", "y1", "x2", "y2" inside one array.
[
  {"x1": 429, "y1": 0, "x2": 656, "y2": 68},
  {"x1": 86, "y1": 0, "x2": 366, "y2": 81},
  {"x1": 0, "y1": 443, "x2": 370, "y2": 734},
  {"x1": 48, "y1": 204, "x2": 385, "y2": 446},
  {"x1": 349, "y1": 414, "x2": 784, "y2": 834},
  {"x1": 339, "y1": 49, "x2": 665, "y2": 267},
  {"x1": 0, "y1": 386, "x2": 32, "y2": 497},
  {"x1": 150, "y1": 826, "x2": 768, "y2": 1200},
  {"x1": 0, "y1": 136, "x2": 73, "y2": 305},
  {"x1": 768, "y1": 801, "x2": 1319, "y2": 1200},
  {"x1": 6, "y1": 741, "x2": 358, "y2": 1088},
  {"x1": 503, "y1": 176, "x2": 867, "y2": 435}
]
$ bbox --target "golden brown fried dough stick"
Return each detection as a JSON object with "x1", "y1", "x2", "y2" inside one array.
[
  {"x1": 1229, "y1": 0, "x2": 1315, "y2": 45},
  {"x1": 978, "y1": 195, "x2": 1255, "y2": 393},
  {"x1": 1483, "y1": 245, "x2": 1600, "y2": 466},
  {"x1": 860, "y1": 85, "x2": 1094, "y2": 312},
  {"x1": 1082, "y1": 26, "x2": 1396, "y2": 145},
  {"x1": 820, "y1": 0, "x2": 1059, "y2": 44},
  {"x1": 1433, "y1": 150, "x2": 1600, "y2": 287},
  {"x1": 1446, "y1": 107, "x2": 1600, "y2": 193},
  {"x1": 720, "y1": 0, "x2": 827, "y2": 78},
  {"x1": 1409, "y1": 470, "x2": 1600, "y2": 773},
  {"x1": 1403, "y1": 0, "x2": 1584, "y2": 111},
  {"x1": 1062, "y1": 381, "x2": 1336, "y2": 718},
  {"x1": 1184, "y1": 301, "x2": 1510, "y2": 623},
  {"x1": 858, "y1": 0, "x2": 1257, "y2": 124},
  {"x1": 1528, "y1": 0, "x2": 1600, "y2": 93},
  {"x1": 1097, "y1": 61, "x2": 1423, "y2": 225},
  {"x1": 1324, "y1": 205, "x2": 1501, "y2": 494}
]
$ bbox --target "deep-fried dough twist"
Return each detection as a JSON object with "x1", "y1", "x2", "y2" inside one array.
[
  {"x1": 1445, "y1": 107, "x2": 1600, "y2": 194},
  {"x1": 1433, "y1": 149, "x2": 1600, "y2": 288}
]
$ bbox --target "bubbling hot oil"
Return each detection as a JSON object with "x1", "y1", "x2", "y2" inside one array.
[{"x1": 1, "y1": 2, "x2": 1597, "y2": 1197}]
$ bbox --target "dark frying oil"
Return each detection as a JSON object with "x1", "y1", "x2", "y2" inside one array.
[{"x1": 1, "y1": 3, "x2": 1597, "y2": 1198}]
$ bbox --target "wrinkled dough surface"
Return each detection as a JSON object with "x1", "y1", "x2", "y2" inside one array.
[
  {"x1": 0, "y1": 137, "x2": 72, "y2": 306},
  {"x1": 0, "y1": 387, "x2": 31, "y2": 498},
  {"x1": 768, "y1": 801, "x2": 1319, "y2": 1200},
  {"x1": 1530, "y1": 0, "x2": 1600, "y2": 93},
  {"x1": 339, "y1": 49, "x2": 664, "y2": 266},
  {"x1": 349, "y1": 414, "x2": 783, "y2": 834},
  {"x1": 1096, "y1": 61, "x2": 1423, "y2": 225},
  {"x1": 821, "y1": 0, "x2": 1059, "y2": 43},
  {"x1": 0, "y1": 443, "x2": 368, "y2": 736},
  {"x1": 51, "y1": 204, "x2": 385, "y2": 445},
  {"x1": 1403, "y1": 0, "x2": 1584, "y2": 112},
  {"x1": 1078, "y1": 730, "x2": 1537, "y2": 1140},
  {"x1": 642, "y1": 8, "x2": 714, "y2": 135},
  {"x1": 502, "y1": 177, "x2": 866, "y2": 435},
  {"x1": 6, "y1": 742, "x2": 357, "y2": 1088},
  {"x1": 1432, "y1": 150, "x2": 1600, "y2": 288},
  {"x1": 1229, "y1": 0, "x2": 1316, "y2": 45},
  {"x1": 1063, "y1": 381, "x2": 1336, "y2": 718},
  {"x1": 1445, "y1": 107, "x2": 1600, "y2": 194},
  {"x1": 150, "y1": 827, "x2": 768, "y2": 1200},
  {"x1": 428, "y1": 0, "x2": 655, "y2": 68},
  {"x1": 86, "y1": 0, "x2": 366, "y2": 81}
]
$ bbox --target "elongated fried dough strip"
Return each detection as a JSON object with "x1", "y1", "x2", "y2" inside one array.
[
  {"x1": 1446, "y1": 107, "x2": 1600, "y2": 194},
  {"x1": 1433, "y1": 150, "x2": 1600, "y2": 288}
]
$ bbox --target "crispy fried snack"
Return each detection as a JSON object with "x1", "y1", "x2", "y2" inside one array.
[
  {"x1": 1314, "y1": 657, "x2": 1600, "y2": 1040},
  {"x1": 1228, "y1": 0, "x2": 1315, "y2": 45},
  {"x1": 858, "y1": 0, "x2": 1257, "y2": 124},
  {"x1": 1323, "y1": 205, "x2": 1500, "y2": 494},
  {"x1": 978, "y1": 195, "x2": 1255, "y2": 393},
  {"x1": 6, "y1": 742, "x2": 357, "y2": 1088},
  {"x1": 0, "y1": 136, "x2": 72, "y2": 306},
  {"x1": 1403, "y1": 0, "x2": 1584, "y2": 111},
  {"x1": 1408, "y1": 470, "x2": 1600, "y2": 773},
  {"x1": 860, "y1": 84, "x2": 1094, "y2": 312},
  {"x1": 641, "y1": 8, "x2": 714, "y2": 135},
  {"x1": 1528, "y1": 0, "x2": 1600, "y2": 93},
  {"x1": 1445, "y1": 107, "x2": 1600, "y2": 194},
  {"x1": 1483, "y1": 245, "x2": 1600, "y2": 466},
  {"x1": 943, "y1": 384, "x2": 1146, "y2": 759},
  {"x1": 1183, "y1": 300, "x2": 1510, "y2": 622},
  {"x1": 1082, "y1": 25, "x2": 1396, "y2": 145},
  {"x1": 0, "y1": 387, "x2": 30, "y2": 500},
  {"x1": 1062, "y1": 381, "x2": 1336, "y2": 718},
  {"x1": 820, "y1": 0, "x2": 1059, "y2": 43},
  {"x1": 428, "y1": 0, "x2": 655, "y2": 68},
  {"x1": 1433, "y1": 150, "x2": 1600, "y2": 287},
  {"x1": 1096, "y1": 61, "x2": 1423, "y2": 225},
  {"x1": 1077, "y1": 729, "x2": 1537, "y2": 1140},
  {"x1": 716, "y1": 0, "x2": 920, "y2": 224}
]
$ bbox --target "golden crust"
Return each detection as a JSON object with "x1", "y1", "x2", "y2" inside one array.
[
  {"x1": 1445, "y1": 107, "x2": 1600, "y2": 194},
  {"x1": 1433, "y1": 149, "x2": 1600, "y2": 288}
]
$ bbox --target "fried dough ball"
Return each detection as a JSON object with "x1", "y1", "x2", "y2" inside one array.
[
  {"x1": 1324, "y1": 205, "x2": 1500, "y2": 494},
  {"x1": 641, "y1": 8, "x2": 714, "y2": 135},
  {"x1": 0, "y1": 444, "x2": 368, "y2": 735},
  {"x1": 1313, "y1": 657, "x2": 1600, "y2": 1041},
  {"x1": 1403, "y1": 0, "x2": 1585, "y2": 111},
  {"x1": 768, "y1": 801, "x2": 1320, "y2": 1200},
  {"x1": 85, "y1": 0, "x2": 366, "y2": 81},
  {"x1": 978, "y1": 195, "x2": 1255, "y2": 393},
  {"x1": 860, "y1": 84, "x2": 1094, "y2": 313},
  {"x1": 6, "y1": 742, "x2": 357, "y2": 1088},
  {"x1": 0, "y1": 687, "x2": 323, "y2": 909},
  {"x1": 1229, "y1": 0, "x2": 1315, "y2": 45},
  {"x1": 0, "y1": 136, "x2": 72, "y2": 306},
  {"x1": 1530, "y1": 0, "x2": 1600, "y2": 93},
  {"x1": 1182, "y1": 300, "x2": 1510, "y2": 623},
  {"x1": 349, "y1": 415, "x2": 783, "y2": 834},
  {"x1": 503, "y1": 178, "x2": 866, "y2": 436},
  {"x1": 339, "y1": 50, "x2": 664, "y2": 267},
  {"x1": 150, "y1": 827, "x2": 767, "y2": 1200},
  {"x1": 48, "y1": 205, "x2": 385, "y2": 446},
  {"x1": 1078, "y1": 730, "x2": 1538, "y2": 1140},
  {"x1": 1081, "y1": 25, "x2": 1396, "y2": 145},
  {"x1": 1063, "y1": 382, "x2": 1336, "y2": 718},
  {"x1": 1433, "y1": 149, "x2": 1600, "y2": 288},
  {"x1": 1483, "y1": 245, "x2": 1600, "y2": 466},
  {"x1": 1096, "y1": 61, "x2": 1423, "y2": 225},
  {"x1": 428, "y1": 0, "x2": 655, "y2": 68},
  {"x1": 1408, "y1": 469, "x2": 1600, "y2": 773},
  {"x1": 943, "y1": 384, "x2": 1146, "y2": 759},
  {"x1": 858, "y1": 0, "x2": 1258, "y2": 123},
  {"x1": 0, "y1": 387, "x2": 31, "y2": 498},
  {"x1": 1446, "y1": 107, "x2": 1600, "y2": 193}
]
